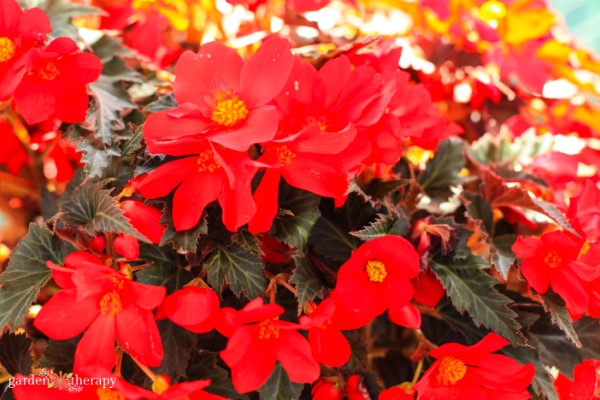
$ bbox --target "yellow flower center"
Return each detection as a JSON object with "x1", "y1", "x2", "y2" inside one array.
[
  {"x1": 211, "y1": 91, "x2": 249, "y2": 127},
  {"x1": 197, "y1": 149, "x2": 222, "y2": 173},
  {"x1": 99, "y1": 292, "x2": 122, "y2": 318},
  {"x1": 544, "y1": 251, "x2": 562, "y2": 269},
  {"x1": 96, "y1": 388, "x2": 125, "y2": 400},
  {"x1": 258, "y1": 320, "x2": 280, "y2": 339},
  {"x1": 479, "y1": 0, "x2": 506, "y2": 21},
  {"x1": 366, "y1": 259, "x2": 387, "y2": 283},
  {"x1": 152, "y1": 374, "x2": 171, "y2": 395},
  {"x1": 36, "y1": 62, "x2": 60, "y2": 80},
  {"x1": 305, "y1": 116, "x2": 327, "y2": 131},
  {"x1": 578, "y1": 240, "x2": 590, "y2": 259},
  {"x1": 0, "y1": 37, "x2": 16, "y2": 63},
  {"x1": 437, "y1": 357, "x2": 467, "y2": 386},
  {"x1": 276, "y1": 145, "x2": 296, "y2": 166}
]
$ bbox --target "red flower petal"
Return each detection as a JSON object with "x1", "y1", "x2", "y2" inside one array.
[
  {"x1": 161, "y1": 287, "x2": 219, "y2": 330},
  {"x1": 114, "y1": 233, "x2": 140, "y2": 260},
  {"x1": 174, "y1": 43, "x2": 243, "y2": 104},
  {"x1": 248, "y1": 169, "x2": 281, "y2": 234},
  {"x1": 240, "y1": 37, "x2": 294, "y2": 108},
  {"x1": 116, "y1": 306, "x2": 163, "y2": 367},
  {"x1": 137, "y1": 157, "x2": 199, "y2": 199},
  {"x1": 275, "y1": 330, "x2": 320, "y2": 384},
  {"x1": 387, "y1": 303, "x2": 421, "y2": 329},
  {"x1": 309, "y1": 326, "x2": 351, "y2": 367},
  {"x1": 74, "y1": 314, "x2": 117, "y2": 371},
  {"x1": 173, "y1": 172, "x2": 223, "y2": 231},
  {"x1": 34, "y1": 290, "x2": 99, "y2": 339}
]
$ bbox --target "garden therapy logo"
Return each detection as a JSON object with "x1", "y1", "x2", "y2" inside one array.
[{"x1": 8, "y1": 369, "x2": 116, "y2": 392}]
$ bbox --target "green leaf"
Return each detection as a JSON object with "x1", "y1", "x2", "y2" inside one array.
[
  {"x1": 0, "y1": 333, "x2": 33, "y2": 375},
  {"x1": 541, "y1": 292, "x2": 581, "y2": 347},
  {"x1": 490, "y1": 235, "x2": 517, "y2": 279},
  {"x1": 431, "y1": 255, "x2": 525, "y2": 345},
  {"x1": 71, "y1": 127, "x2": 122, "y2": 179},
  {"x1": 0, "y1": 224, "x2": 66, "y2": 331},
  {"x1": 462, "y1": 193, "x2": 494, "y2": 235},
  {"x1": 91, "y1": 35, "x2": 136, "y2": 64},
  {"x1": 186, "y1": 350, "x2": 245, "y2": 399},
  {"x1": 153, "y1": 320, "x2": 197, "y2": 382},
  {"x1": 271, "y1": 185, "x2": 320, "y2": 250},
  {"x1": 574, "y1": 317, "x2": 600, "y2": 360},
  {"x1": 87, "y1": 74, "x2": 136, "y2": 146},
  {"x1": 309, "y1": 217, "x2": 357, "y2": 262},
  {"x1": 136, "y1": 245, "x2": 193, "y2": 293},
  {"x1": 258, "y1": 363, "x2": 303, "y2": 400},
  {"x1": 205, "y1": 245, "x2": 267, "y2": 299},
  {"x1": 350, "y1": 213, "x2": 409, "y2": 241},
  {"x1": 145, "y1": 94, "x2": 178, "y2": 113},
  {"x1": 39, "y1": 338, "x2": 77, "y2": 373},
  {"x1": 289, "y1": 257, "x2": 325, "y2": 314},
  {"x1": 59, "y1": 182, "x2": 148, "y2": 242},
  {"x1": 159, "y1": 206, "x2": 208, "y2": 253},
  {"x1": 418, "y1": 138, "x2": 467, "y2": 201}
]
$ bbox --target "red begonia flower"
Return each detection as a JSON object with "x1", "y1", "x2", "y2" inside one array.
[
  {"x1": 0, "y1": 0, "x2": 51, "y2": 100},
  {"x1": 0, "y1": 120, "x2": 28, "y2": 174},
  {"x1": 379, "y1": 386, "x2": 414, "y2": 400},
  {"x1": 249, "y1": 123, "x2": 358, "y2": 233},
  {"x1": 33, "y1": 252, "x2": 166, "y2": 371},
  {"x1": 13, "y1": 37, "x2": 102, "y2": 124},
  {"x1": 566, "y1": 180, "x2": 600, "y2": 318},
  {"x1": 335, "y1": 236, "x2": 421, "y2": 328},
  {"x1": 215, "y1": 297, "x2": 284, "y2": 338},
  {"x1": 120, "y1": 199, "x2": 166, "y2": 244},
  {"x1": 137, "y1": 142, "x2": 258, "y2": 231},
  {"x1": 312, "y1": 378, "x2": 345, "y2": 400},
  {"x1": 413, "y1": 333, "x2": 534, "y2": 399},
  {"x1": 299, "y1": 297, "x2": 352, "y2": 367},
  {"x1": 411, "y1": 270, "x2": 445, "y2": 308},
  {"x1": 156, "y1": 286, "x2": 220, "y2": 333},
  {"x1": 143, "y1": 37, "x2": 294, "y2": 154},
  {"x1": 554, "y1": 360, "x2": 600, "y2": 400},
  {"x1": 512, "y1": 230, "x2": 600, "y2": 316},
  {"x1": 218, "y1": 298, "x2": 320, "y2": 393},
  {"x1": 345, "y1": 374, "x2": 370, "y2": 400},
  {"x1": 114, "y1": 233, "x2": 140, "y2": 260}
]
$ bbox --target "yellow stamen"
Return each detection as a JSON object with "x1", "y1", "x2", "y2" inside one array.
[
  {"x1": 152, "y1": 374, "x2": 171, "y2": 395},
  {"x1": 96, "y1": 387, "x2": 125, "y2": 400},
  {"x1": 36, "y1": 62, "x2": 60, "y2": 80},
  {"x1": 578, "y1": 240, "x2": 590, "y2": 259},
  {"x1": 437, "y1": 357, "x2": 467, "y2": 386},
  {"x1": 99, "y1": 292, "x2": 122, "y2": 318},
  {"x1": 258, "y1": 320, "x2": 280, "y2": 339},
  {"x1": 276, "y1": 145, "x2": 296, "y2": 166},
  {"x1": 365, "y1": 259, "x2": 387, "y2": 283},
  {"x1": 197, "y1": 149, "x2": 222, "y2": 173},
  {"x1": 544, "y1": 251, "x2": 562, "y2": 269},
  {"x1": 211, "y1": 92, "x2": 249, "y2": 127},
  {"x1": 0, "y1": 37, "x2": 16, "y2": 63}
]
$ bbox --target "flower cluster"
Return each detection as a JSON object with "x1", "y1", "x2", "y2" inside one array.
[
  {"x1": 138, "y1": 38, "x2": 457, "y2": 232},
  {"x1": 0, "y1": 0, "x2": 102, "y2": 124}
]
